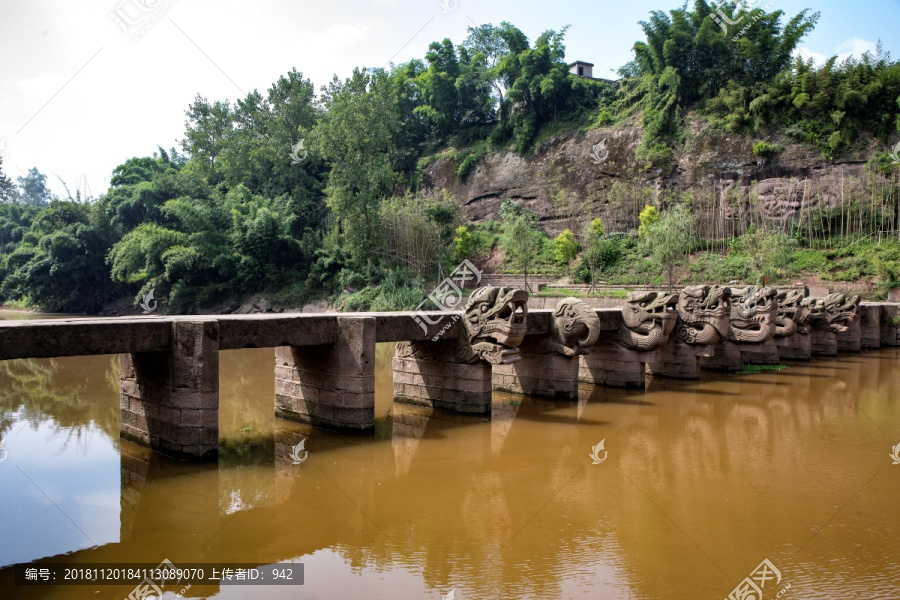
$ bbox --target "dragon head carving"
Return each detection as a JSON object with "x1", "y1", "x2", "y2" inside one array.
[
  {"x1": 726, "y1": 286, "x2": 778, "y2": 343},
  {"x1": 804, "y1": 293, "x2": 861, "y2": 333},
  {"x1": 544, "y1": 297, "x2": 603, "y2": 356},
  {"x1": 775, "y1": 290, "x2": 810, "y2": 337},
  {"x1": 456, "y1": 286, "x2": 529, "y2": 364},
  {"x1": 618, "y1": 291, "x2": 679, "y2": 350},
  {"x1": 675, "y1": 285, "x2": 732, "y2": 345}
]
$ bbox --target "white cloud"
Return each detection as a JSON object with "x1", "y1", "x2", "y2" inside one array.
[
  {"x1": 794, "y1": 47, "x2": 827, "y2": 67},
  {"x1": 797, "y1": 37, "x2": 881, "y2": 68},
  {"x1": 834, "y1": 37, "x2": 879, "y2": 62}
]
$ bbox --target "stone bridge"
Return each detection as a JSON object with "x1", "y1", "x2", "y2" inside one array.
[{"x1": 1, "y1": 288, "x2": 897, "y2": 461}]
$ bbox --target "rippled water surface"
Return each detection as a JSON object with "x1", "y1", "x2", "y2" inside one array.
[{"x1": 1, "y1": 312, "x2": 898, "y2": 599}]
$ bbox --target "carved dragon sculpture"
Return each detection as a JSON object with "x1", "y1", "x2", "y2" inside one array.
[
  {"x1": 541, "y1": 297, "x2": 603, "y2": 356},
  {"x1": 775, "y1": 290, "x2": 810, "y2": 338},
  {"x1": 455, "y1": 286, "x2": 529, "y2": 364},
  {"x1": 674, "y1": 285, "x2": 732, "y2": 345},
  {"x1": 617, "y1": 291, "x2": 679, "y2": 351},
  {"x1": 726, "y1": 286, "x2": 778, "y2": 343},
  {"x1": 804, "y1": 293, "x2": 861, "y2": 333}
]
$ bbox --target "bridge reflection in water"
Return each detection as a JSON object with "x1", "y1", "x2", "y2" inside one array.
[{"x1": 0, "y1": 343, "x2": 898, "y2": 599}]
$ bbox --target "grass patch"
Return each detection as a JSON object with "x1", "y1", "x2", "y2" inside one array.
[
  {"x1": 534, "y1": 287, "x2": 585, "y2": 298},
  {"x1": 737, "y1": 364, "x2": 789, "y2": 374}
]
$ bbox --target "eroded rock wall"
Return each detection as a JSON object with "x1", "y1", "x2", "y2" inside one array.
[{"x1": 422, "y1": 120, "x2": 889, "y2": 237}]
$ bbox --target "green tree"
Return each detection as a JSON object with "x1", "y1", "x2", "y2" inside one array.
[
  {"x1": 638, "y1": 204, "x2": 659, "y2": 239},
  {"x1": 181, "y1": 95, "x2": 233, "y2": 177},
  {"x1": 628, "y1": 1, "x2": 819, "y2": 146},
  {"x1": 500, "y1": 201, "x2": 542, "y2": 292},
  {"x1": 553, "y1": 228, "x2": 578, "y2": 275},
  {"x1": 0, "y1": 157, "x2": 16, "y2": 204},
  {"x1": 644, "y1": 204, "x2": 695, "y2": 292},
  {"x1": 2, "y1": 202, "x2": 120, "y2": 311},
  {"x1": 581, "y1": 217, "x2": 605, "y2": 292},
  {"x1": 16, "y1": 167, "x2": 53, "y2": 207},
  {"x1": 743, "y1": 229, "x2": 795, "y2": 286},
  {"x1": 454, "y1": 225, "x2": 475, "y2": 262},
  {"x1": 311, "y1": 68, "x2": 399, "y2": 273}
]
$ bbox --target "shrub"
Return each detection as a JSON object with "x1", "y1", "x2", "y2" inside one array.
[
  {"x1": 553, "y1": 229, "x2": 578, "y2": 267},
  {"x1": 752, "y1": 141, "x2": 781, "y2": 159},
  {"x1": 638, "y1": 205, "x2": 659, "y2": 239},
  {"x1": 454, "y1": 226, "x2": 475, "y2": 262}
]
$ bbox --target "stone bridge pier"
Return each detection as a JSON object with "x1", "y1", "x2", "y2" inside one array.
[
  {"x1": 646, "y1": 339, "x2": 716, "y2": 380},
  {"x1": 578, "y1": 332, "x2": 653, "y2": 389},
  {"x1": 2, "y1": 287, "x2": 898, "y2": 464},
  {"x1": 494, "y1": 337, "x2": 582, "y2": 399},
  {"x1": 392, "y1": 339, "x2": 494, "y2": 415},
  {"x1": 859, "y1": 304, "x2": 882, "y2": 349},
  {"x1": 120, "y1": 319, "x2": 220, "y2": 461},
  {"x1": 274, "y1": 316, "x2": 376, "y2": 433}
]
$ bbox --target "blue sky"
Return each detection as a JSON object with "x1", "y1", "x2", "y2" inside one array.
[{"x1": 1, "y1": 0, "x2": 898, "y2": 197}]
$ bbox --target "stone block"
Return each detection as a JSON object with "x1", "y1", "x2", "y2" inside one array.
[
  {"x1": 811, "y1": 329, "x2": 838, "y2": 356},
  {"x1": 880, "y1": 304, "x2": 899, "y2": 346},
  {"x1": 274, "y1": 316, "x2": 375, "y2": 433},
  {"x1": 493, "y1": 348, "x2": 580, "y2": 399},
  {"x1": 646, "y1": 339, "x2": 709, "y2": 380},
  {"x1": 836, "y1": 318, "x2": 862, "y2": 353},
  {"x1": 859, "y1": 304, "x2": 881, "y2": 349},
  {"x1": 578, "y1": 334, "x2": 650, "y2": 389},
  {"x1": 741, "y1": 340, "x2": 780, "y2": 365},
  {"x1": 119, "y1": 320, "x2": 220, "y2": 461},
  {"x1": 774, "y1": 332, "x2": 811, "y2": 361},
  {"x1": 393, "y1": 353, "x2": 492, "y2": 415}
]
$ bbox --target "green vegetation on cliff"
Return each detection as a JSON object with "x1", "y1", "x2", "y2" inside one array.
[{"x1": 2, "y1": 1, "x2": 900, "y2": 313}]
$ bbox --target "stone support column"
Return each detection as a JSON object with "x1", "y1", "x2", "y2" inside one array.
[
  {"x1": 493, "y1": 336, "x2": 580, "y2": 399},
  {"x1": 275, "y1": 316, "x2": 375, "y2": 433},
  {"x1": 392, "y1": 339, "x2": 493, "y2": 415},
  {"x1": 119, "y1": 319, "x2": 219, "y2": 461},
  {"x1": 578, "y1": 332, "x2": 650, "y2": 389}
]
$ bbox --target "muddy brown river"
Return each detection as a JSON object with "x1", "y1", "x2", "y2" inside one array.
[{"x1": 0, "y1": 311, "x2": 898, "y2": 599}]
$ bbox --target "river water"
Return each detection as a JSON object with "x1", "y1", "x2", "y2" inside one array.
[{"x1": 0, "y1": 311, "x2": 898, "y2": 599}]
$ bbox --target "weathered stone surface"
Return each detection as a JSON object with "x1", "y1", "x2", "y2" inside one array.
[
  {"x1": 740, "y1": 339, "x2": 782, "y2": 365},
  {"x1": 274, "y1": 316, "x2": 376, "y2": 433},
  {"x1": 646, "y1": 338, "x2": 714, "y2": 380},
  {"x1": 393, "y1": 347, "x2": 493, "y2": 415},
  {"x1": 810, "y1": 329, "x2": 838, "y2": 356},
  {"x1": 580, "y1": 331, "x2": 651, "y2": 389},
  {"x1": 859, "y1": 304, "x2": 881, "y2": 349},
  {"x1": 492, "y1": 298, "x2": 604, "y2": 398},
  {"x1": 456, "y1": 286, "x2": 529, "y2": 364},
  {"x1": 774, "y1": 331, "x2": 811, "y2": 361},
  {"x1": 544, "y1": 297, "x2": 603, "y2": 356},
  {"x1": 726, "y1": 287, "x2": 778, "y2": 344},
  {"x1": 877, "y1": 303, "x2": 899, "y2": 346},
  {"x1": 217, "y1": 314, "x2": 337, "y2": 349},
  {"x1": 0, "y1": 317, "x2": 172, "y2": 360},
  {"x1": 674, "y1": 285, "x2": 732, "y2": 345},
  {"x1": 617, "y1": 291, "x2": 679, "y2": 351},
  {"x1": 836, "y1": 318, "x2": 862, "y2": 352},
  {"x1": 494, "y1": 336, "x2": 581, "y2": 399},
  {"x1": 119, "y1": 319, "x2": 219, "y2": 461},
  {"x1": 805, "y1": 293, "x2": 861, "y2": 334},
  {"x1": 775, "y1": 290, "x2": 810, "y2": 339}
]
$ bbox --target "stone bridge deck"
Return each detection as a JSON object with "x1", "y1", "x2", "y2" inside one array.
[{"x1": 0, "y1": 302, "x2": 897, "y2": 461}]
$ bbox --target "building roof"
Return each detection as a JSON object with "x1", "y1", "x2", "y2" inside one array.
[{"x1": 568, "y1": 61, "x2": 595, "y2": 67}]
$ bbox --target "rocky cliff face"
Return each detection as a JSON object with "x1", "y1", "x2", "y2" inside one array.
[{"x1": 422, "y1": 117, "x2": 887, "y2": 237}]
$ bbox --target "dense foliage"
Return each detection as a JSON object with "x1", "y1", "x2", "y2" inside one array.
[{"x1": 2, "y1": 5, "x2": 900, "y2": 312}]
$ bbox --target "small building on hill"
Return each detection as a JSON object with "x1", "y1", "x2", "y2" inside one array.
[
  {"x1": 569, "y1": 61, "x2": 594, "y2": 78},
  {"x1": 568, "y1": 60, "x2": 619, "y2": 87}
]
